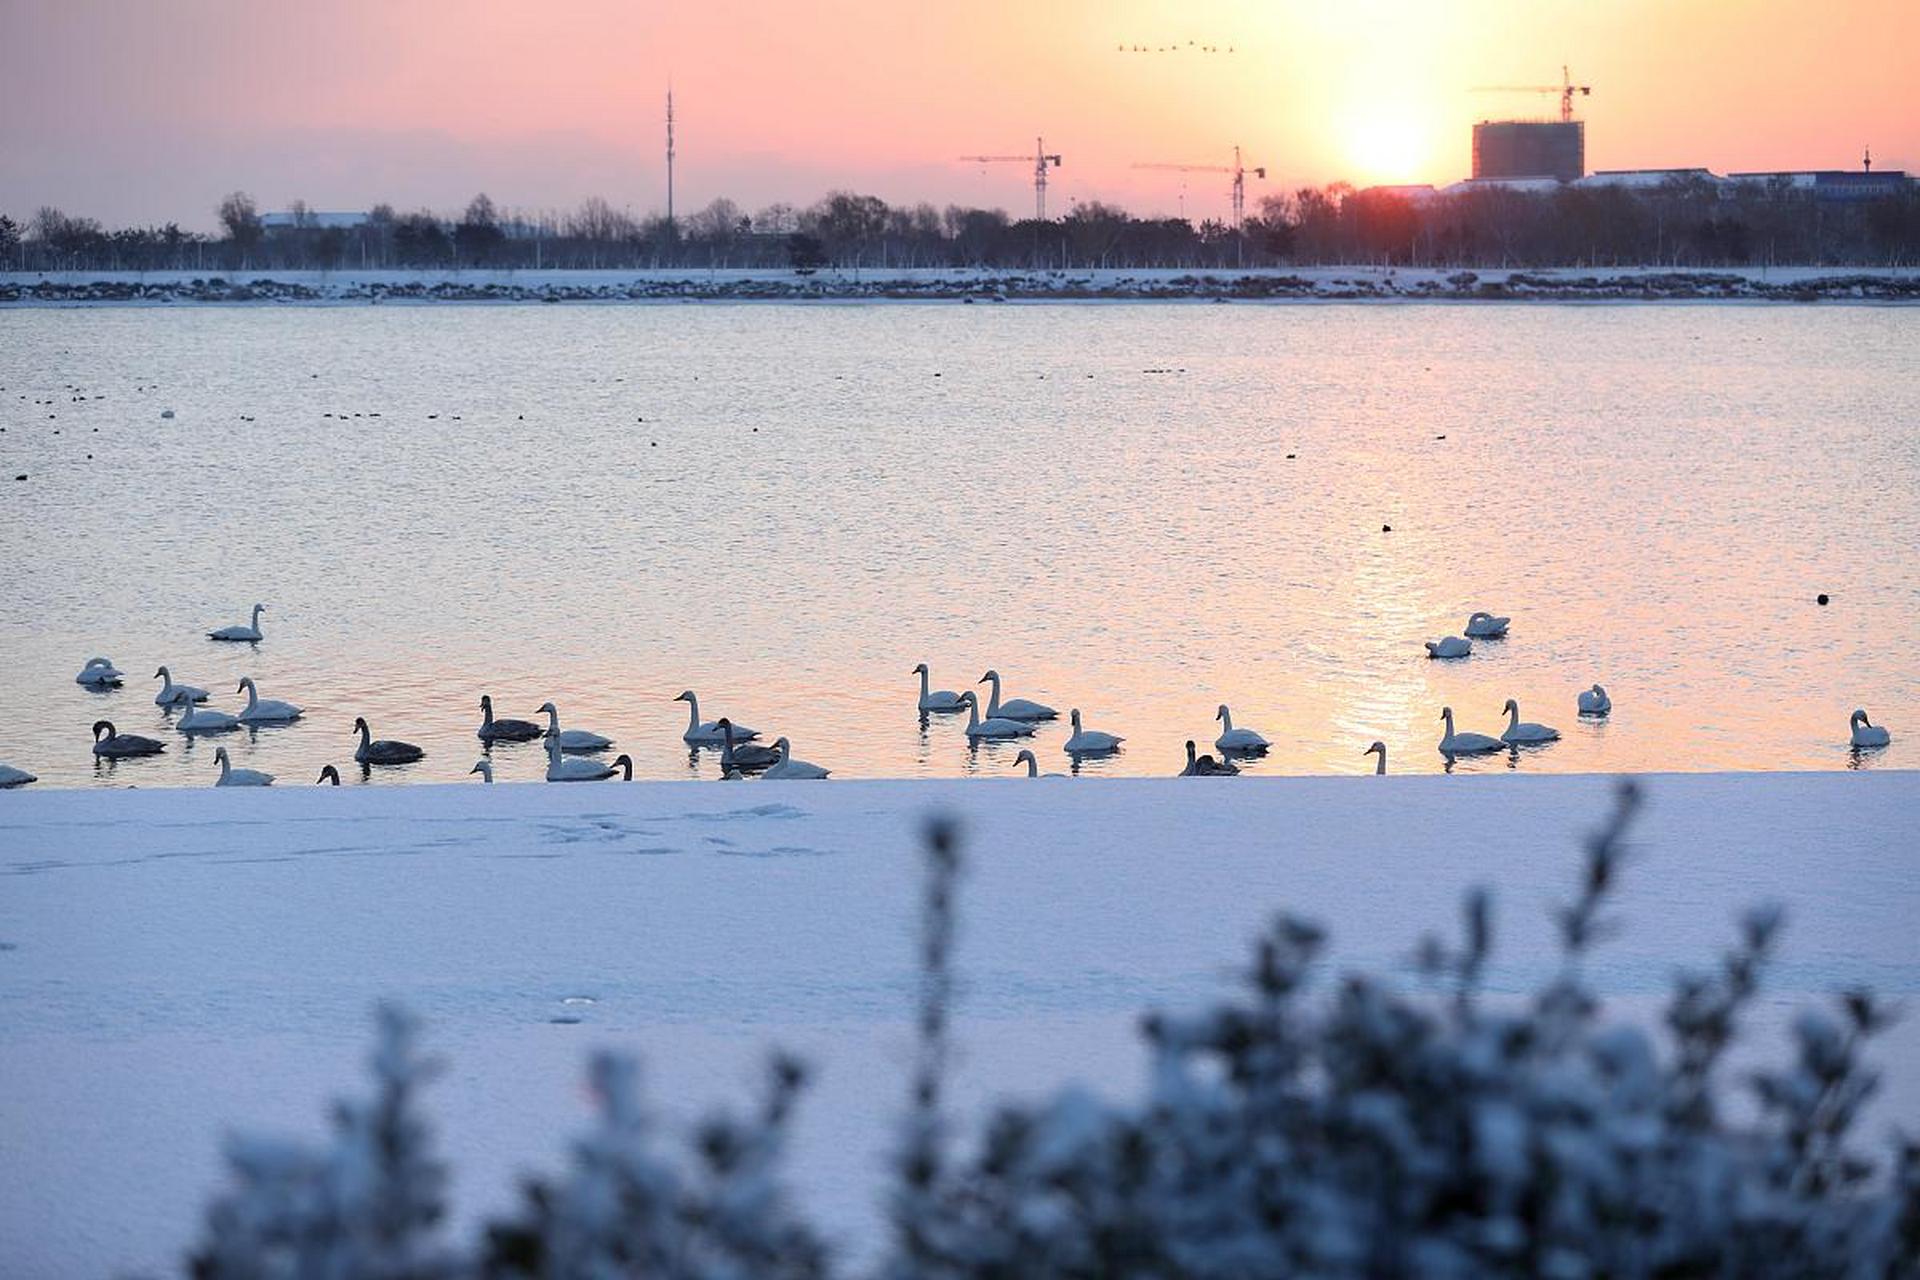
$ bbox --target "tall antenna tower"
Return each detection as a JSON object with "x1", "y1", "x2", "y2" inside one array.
[{"x1": 665, "y1": 85, "x2": 676, "y2": 229}]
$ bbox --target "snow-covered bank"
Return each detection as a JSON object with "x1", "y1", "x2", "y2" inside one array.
[
  {"x1": 5, "y1": 264, "x2": 1919, "y2": 305},
  {"x1": 1, "y1": 772, "x2": 1915, "y2": 1275}
]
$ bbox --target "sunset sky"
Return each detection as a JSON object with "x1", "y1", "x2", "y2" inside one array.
[{"x1": 2, "y1": 0, "x2": 1914, "y2": 229}]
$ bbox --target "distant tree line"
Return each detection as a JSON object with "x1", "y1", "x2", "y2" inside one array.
[{"x1": 6, "y1": 177, "x2": 1918, "y2": 273}]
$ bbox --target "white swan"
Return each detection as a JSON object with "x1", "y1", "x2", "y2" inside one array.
[
  {"x1": 676, "y1": 690, "x2": 757, "y2": 743},
  {"x1": 959, "y1": 690, "x2": 1035, "y2": 740},
  {"x1": 209, "y1": 603, "x2": 266, "y2": 642},
  {"x1": 1424, "y1": 636, "x2": 1472, "y2": 659},
  {"x1": 1063, "y1": 708, "x2": 1123, "y2": 753},
  {"x1": 1013, "y1": 749, "x2": 1065, "y2": 778},
  {"x1": 154, "y1": 666, "x2": 210, "y2": 706},
  {"x1": 1464, "y1": 610, "x2": 1509, "y2": 638},
  {"x1": 235, "y1": 676, "x2": 303, "y2": 723},
  {"x1": 213, "y1": 745, "x2": 272, "y2": 786},
  {"x1": 979, "y1": 670, "x2": 1057, "y2": 721},
  {"x1": 1214, "y1": 705, "x2": 1269, "y2": 752},
  {"x1": 913, "y1": 663, "x2": 966, "y2": 711},
  {"x1": 75, "y1": 657, "x2": 124, "y2": 686},
  {"x1": 470, "y1": 760, "x2": 494, "y2": 783},
  {"x1": 1499, "y1": 698, "x2": 1560, "y2": 744},
  {"x1": 177, "y1": 700, "x2": 240, "y2": 734},
  {"x1": 1850, "y1": 709, "x2": 1891, "y2": 749},
  {"x1": 763, "y1": 737, "x2": 831, "y2": 780},
  {"x1": 545, "y1": 734, "x2": 615, "y2": 781},
  {"x1": 0, "y1": 763, "x2": 37, "y2": 788},
  {"x1": 1364, "y1": 741, "x2": 1387, "y2": 774},
  {"x1": 537, "y1": 701, "x2": 612, "y2": 752},
  {"x1": 1577, "y1": 684, "x2": 1612, "y2": 716},
  {"x1": 1438, "y1": 706, "x2": 1505, "y2": 755}
]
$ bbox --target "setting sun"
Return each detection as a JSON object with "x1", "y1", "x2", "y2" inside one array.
[{"x1": 1343, "y1": 114, "x2": 1433, "y2": 185}]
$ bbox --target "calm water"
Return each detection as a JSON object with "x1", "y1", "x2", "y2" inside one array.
[{"x1": 1, "y1": 302, "x2": 1914, "y2": 788}]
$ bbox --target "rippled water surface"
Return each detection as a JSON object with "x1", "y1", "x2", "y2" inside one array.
[{"x1": 1, "y1": 302, "x2": 1914, "y2": 787}]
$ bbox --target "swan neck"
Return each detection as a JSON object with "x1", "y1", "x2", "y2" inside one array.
[
  {"x1": 918, "y1": 668, "x2": 930, "y2": 698},
  {"x1": 686, "y1": 696, "x2": 700, "y2": 731}
]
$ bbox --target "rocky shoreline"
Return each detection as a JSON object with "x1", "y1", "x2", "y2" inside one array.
[{"x1": 5, "y1": 267, "x2": 1919, "y2": 305}]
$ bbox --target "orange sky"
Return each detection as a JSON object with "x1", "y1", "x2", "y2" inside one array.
[{"x1": 1, "y1": 0, "x2": 1914, "y2": 228}]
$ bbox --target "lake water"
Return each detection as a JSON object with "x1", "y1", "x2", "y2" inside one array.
[{"x1": 1, "y1": 302, "x2": 1914, "y2": 788}]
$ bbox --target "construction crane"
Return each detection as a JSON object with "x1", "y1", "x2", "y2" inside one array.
[
  {"x1": 959, "y1": 137, "x2": 1063, "y2": 221},
  {"x1": 1132, "y1": 145, "x2": 1267, "y2": 227},
  {"x1": 1471, "y1": 64, "x2": 1592, "y2": 122}
]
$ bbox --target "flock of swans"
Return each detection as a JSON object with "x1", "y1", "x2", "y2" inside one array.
[{"x1": 0, "y1": 604, "x2": 1898, "y2": 791}]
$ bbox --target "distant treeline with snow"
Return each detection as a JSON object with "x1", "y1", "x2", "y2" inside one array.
[{"x1": 7, "y1": 177, "x2": 1920, "y2": 274}]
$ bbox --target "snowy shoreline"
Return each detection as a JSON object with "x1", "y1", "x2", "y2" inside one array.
[
  {"x1": 2, "y1": 770, "x2": 1915, "y2": 1275},
  {"x1": 5, "y1": 264, "x2": 1920, "y2": 306}
]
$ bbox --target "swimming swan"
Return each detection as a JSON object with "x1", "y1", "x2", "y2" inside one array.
[
  {"x1": 537, "y1": 701, "x2": 612, "y2": 752},
  {"x1": 1063, "y1": 709, "x2": 1123, "y2": 753},
  {"x1": 353, "y1": 717, "x2": 424, "y2": 765},
  {"x1": 209, "y1": 603, "x2": 266, "y2": 642},
  {"x1": 545, "y1": 734, "x2": 615, "y2": 781},
  {"x1": 1850, "y1": 709, "x2": 1891, "y2": 749},
  {"x1": 676, "y1": 690, "x2": 757, "y2": 743},
  {"x1": 1013, "y1": 749, "x2": 1065, "y2": 777},
  {"x1": 1179, "y1": 739, "x2": 1238, "y2": 776},
  {"x1": 0, "y1": 763, "x2": 37, "y2": 788},
  {"x1": 1438, "y1": 707, "x2": 1504, "y2": 755},
  {"x1": 469, "y1": 760, "x2": 493, "y2": 782},
  {"x1": 75, "y1": 657, "x2": 124, "y2": 687},
  {"x1": 1424, "y1": 636, "x2": 1472, "y2": 659},
  {"x1": 979, "y1": 670, "x2": 1057, "y2": 721},
  {"x1": 610, "y1": 754, "x2": 634, "y2": 781},
  {"x1": 477, "y1": 695, "x2": 543, "y2": 742},
  {"x1": 236, "y1": 677, "x2": 303, "y2": 723},
  {"x1": 1499, "y1": 698, "x2": 1560, "y2": 744},
  {"x1": 1464, "y1": 611, "x2": 1509, "y2": 638},
  {"x1": 959, "y1": 690, "x2": 1035, "y2": 740},
  {"x1": 913, "y1": 663, "x2": 965, "y2": 711},
  {"x1": 176, "y1": 700, "x2": 241, "y2": 734},
  {"x1": 92, "y1": 720, "x2": 166, "y2": 758},
  {"x1": 1364, "y1": 741, "x2": 1387, "y2": 774},
  {"x1": 763, "y1": 737, "x2": 831, "y2": 779},
  {"x1": 720, "y1": 718, "x2": 780, "y2": 770},
  {"x1": 317, "y1": 765, "x2": 341, "y2": 785},
  {"x1": 1214, "y1": 705, "x2": 1269, "y2": 752},
  {"x1": 154, "y1": 666, "x2": 210, "y2": 706},
  {"x1": 1577, "y1": 684, "x2": 1612, "y2": 716},
  {"x1": 213, "y1": 745, "x2": 272, "y2": 786}
]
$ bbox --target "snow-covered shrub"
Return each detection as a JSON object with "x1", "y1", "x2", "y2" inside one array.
[{"x1": 191, "y1": 785, "x2": 1917, "y2": 1278}]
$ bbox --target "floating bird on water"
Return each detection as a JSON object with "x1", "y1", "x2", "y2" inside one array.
[
  {"x1": 537, "y1": 701, "x2": 612, "y2": 752},
  {"x1": 0, "y1": 762, "x2": 37, "y2": 788},
  {"x1": 913, "y1": 663, "x2": 965, "y2": 711},
  {"x1": 544, "y1": 734, "x2": 615, "y2": 781},
  {"x1": 236, "y1": 677, "x2": 302, "y2": 723},
  {"x1": 213, "y1": 746, "x2": 272, "y2": 786},
  {"x1": 316, "y1": 765, "x2": 341, "y2": 785},
  {"x1": 1214, "y1": 705, "x2": 1268, "y2": 753},
  {"x1": 1438, "y1": 707, "x2": 1504, "y2": 755},
  {"x1": 1499, "y1": 699, "x2": 1560, "y2": 744},
  {"x1": 75, "y1": 657, "x2": 124, "y2": 687},
  {"x1": 720, "y1": 718, "x2": 780, "y2": 771},
  {"x1": 468, "y1": 760, "x2": 493, "y2": 783},
  {"x1": 1364, "y1": 741, "x2": 1387, "y2": 774},
  {"x1": 1014, "y1": 748, "x2": 1065, "y2": 777},
  {"x1": 1577, "y1": 684, "x2": 1612, "y2": 716},
  {"x1": 1063, "y1": 709, "x2": 1124, "y2": 753},
  {"x1": 763, "y1": 737, "x2": 831, "y2": 779},
  {"x1": 209, "y1": 603, "x2": 266, "y2": 642},
  {"x1": 676, "y1": 690, "x2": 757, "y2": 744},
  {"x1": 979, "y1": 670, "x2": 1057, "y2": 721},
  {"x1": 1850, "y1": 709, "x2": 1891, "y2": 749},
  {"x1": 476, "y1": 695, "x2": 542, "y2": 742},
  {"x1": 1424, "y1": 636, "x2": 1472, "y2": 659},
  {"x1": 1180, "y1": 740, "x2": 1238, "y2": 776},
  {"x1": 959, "y1": 691, "x2": 1035, "y2": 740},
  {"x1": 177, "y1": 700, "x2": 240, "y2": 734},
  {"x1": 154, "y1": 666, "x2": 210, "y2": 705},
  {"x1": 93, "y1": 720, "x2": 166, "y2": 758},
  {"x1": 353, "y1": 717, "x2": 424, "y2": 765},
  {"x1": 610, "y1": 754, "x2": 635, "y2": 781},
  {"x1": 1464, "y1": 611, "x2": 1509, "y2": 638}
]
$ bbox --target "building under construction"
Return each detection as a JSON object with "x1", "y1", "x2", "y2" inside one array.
[{"x1": 1472, "y1": 120, "x2": 1585, "y2": 182}]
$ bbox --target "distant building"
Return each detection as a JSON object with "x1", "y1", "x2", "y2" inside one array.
[
  {"x1": 1356, "y1": 183, "x2": 1440, "y2": 203},
  {"x1": 1725, "y1": 170, "x2": 1912, "y2": 201},
  {"x1": 1472, "y1": 120, "x2": 1585, "y2": 182},
  {"x1": 1576, "y1": 168, "x2": 1727, "y2": 191},
  {"x1": 1441, "y1": 176, "x2": 1564, "y2": 197},
  {"x1": 260, "y1": 211, "x2": 371, "y2": 231}
]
